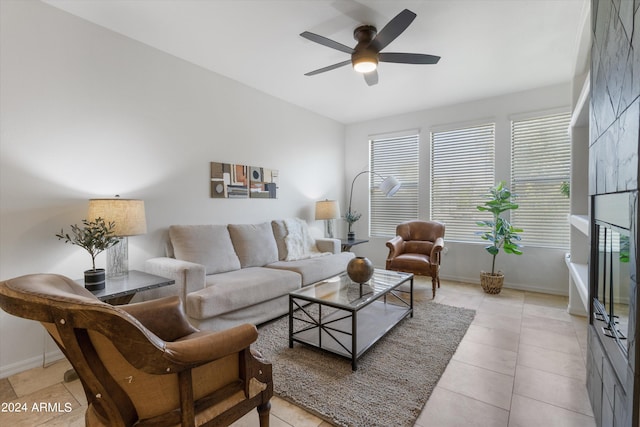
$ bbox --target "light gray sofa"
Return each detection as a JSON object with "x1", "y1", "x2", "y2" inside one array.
[{"x1": 143, "y1": 219, "x2": 355, "y2": 331}]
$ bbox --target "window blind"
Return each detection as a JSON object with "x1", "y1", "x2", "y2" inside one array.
[
  {"x1": 511, "y1": 112, "x2": 571, "y2": 249},
  {"x1": 370, "y1": 134, "x2": 419, "y2": 237},
  {"x1": 430, "y1": 124, "x2": 495, "y2": 241}
]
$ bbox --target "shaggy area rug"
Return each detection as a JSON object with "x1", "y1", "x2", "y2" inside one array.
[{"x1": 254, "y1": 299, "x2": 475, "y2": 427}]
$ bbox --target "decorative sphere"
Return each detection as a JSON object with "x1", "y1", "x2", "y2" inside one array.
[{"x1": 347, "y1": 257, "x2": 374, "y2": 284}]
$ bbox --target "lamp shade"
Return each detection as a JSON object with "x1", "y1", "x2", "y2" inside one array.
[
  {"x1": 379, "y1": 176, "x2": 401, "y2": 197},
  {"x1": 315, "y1": 200, "x2": 340, "y2": 220},
  {"x1": 87, "y1": 198, "x2": 147, "y2": 237}
]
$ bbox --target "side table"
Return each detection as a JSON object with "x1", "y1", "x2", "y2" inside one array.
[
  {"x1": 340, "y1": 238, "x2": 369, "y2": 252},
  {"x1": 79, "y1": 270, "x2": 175, "y2": 305}
]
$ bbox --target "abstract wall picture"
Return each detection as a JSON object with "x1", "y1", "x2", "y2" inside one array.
[{"x1": 210, "y1": 162, "x2": 278, "y2": 199}]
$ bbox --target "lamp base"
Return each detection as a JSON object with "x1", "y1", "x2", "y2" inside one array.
[
  {"x1": 324, "y1": 219, "x2": 335, "y2": 238},
  {"x1": 107, "y1": 237, "x2": 129, "y2": 278}
]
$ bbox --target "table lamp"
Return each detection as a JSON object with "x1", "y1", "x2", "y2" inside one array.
[
  {"x1": 315, "y1": 200, "x2": 340, "y2": 238},
  {"x1": 88, "y1": 197, "x2": 147, "y2": 278}
]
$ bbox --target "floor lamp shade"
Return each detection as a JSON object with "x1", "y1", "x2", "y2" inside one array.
[
  {"x1": 315, "y1": 200, "x2": 340, "y2": 238},
  {"x1": 88, "y1": 198, "x2": 147, "y2": 278},
  {"x1": 379, "y1": 176, "x2": 401, "y2": 197},
  {"x1": 347, "y1": 171, "x2": 401, "y2": 239}
]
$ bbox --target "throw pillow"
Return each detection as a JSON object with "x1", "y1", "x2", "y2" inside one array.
[
  {"x1": 271, "y1": 220, "x2": 289, "y2": 260},
  {"x1": 228, "y1": 222, "x2": 279, "y2": 268},
  {"x1": 169, "y1": 225, "x2": 241, "y2": 274},
  {"x1": 283, "y1": 218, "x2": 322, "y2": 261}
]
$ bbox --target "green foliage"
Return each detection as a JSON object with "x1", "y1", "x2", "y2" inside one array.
[
  {"x1": 344, "y1": 210, "x2": 362, "y2": 225},
  {"x1": 476, "y1": 181, "x2": 523, "y2": 275},
  {"x1": 56, "y1": 218, "x2": 119, "y2": 271},
  {"x1": 560, "y1": 181, "x2": 570, "y2": 198}
]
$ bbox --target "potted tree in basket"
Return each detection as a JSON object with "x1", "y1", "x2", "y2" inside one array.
[
  {"x1": 476, "y1": 181, "x2": 523, "y2": 294},
  {"x1": 56, "y1": 217, "x2": 119, "y2": 290}
]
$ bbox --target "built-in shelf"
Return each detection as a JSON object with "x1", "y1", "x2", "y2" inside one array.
[
  {"x1": 570, "y1": 214, "x2": 589, "y2": 236},
  {"x1": 570, "y1": 72, "x2": 590, "y2": 128},
  {"x1": 565, "y1": 254, "x2": 589, "y2": 314}
]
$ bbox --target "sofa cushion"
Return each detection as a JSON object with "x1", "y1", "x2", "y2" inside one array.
[
  {"x1": 267, "y1": 252, "x2": 355, "y2": 286},
  {"x1": 169, "y1": 225, "x2": 241, "y2": 274},
  {"x1": 186, "y1": 267, "x2": 300, "y2": 319},
  {"x1": 228, "y1": 222, "x2": 279, "y2": 268}
]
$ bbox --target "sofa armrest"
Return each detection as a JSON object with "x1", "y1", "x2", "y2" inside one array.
[
  {"x1": 315, "y1": 238, "x2": 340, "y2": 254},
  {"x1": 144, "y1": 257, "x2": 206, "y2": 306}
]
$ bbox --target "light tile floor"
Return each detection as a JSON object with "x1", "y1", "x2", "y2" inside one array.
[{"x1": 0, "y1": 278, "x2": 595, "y2": 427}]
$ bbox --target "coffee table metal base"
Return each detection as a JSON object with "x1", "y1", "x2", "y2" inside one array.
[{"x1": 289, "y1": 281, "x2": 413, "y2": 370}]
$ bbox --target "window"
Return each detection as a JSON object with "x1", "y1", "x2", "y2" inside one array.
[
  {"x1": 369, "y1": 133, "x2": 419, "y2": 237},
  {"x1": 511, "y1": 112, "x2": 571, "y2": 248},
  {"x1": 430, "y1": 124, "x2": 495, "y2": 241}
]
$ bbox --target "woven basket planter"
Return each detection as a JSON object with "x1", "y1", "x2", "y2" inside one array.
[{"x1": 480, "y1": 271, "x2": 504, "y2": 294}]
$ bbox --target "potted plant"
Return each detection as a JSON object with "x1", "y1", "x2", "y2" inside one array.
[
  {"x1": 56, "y1": 217, "x2": 119, "y2": 290},
  {"x1": 476, "y1": 181, "x2": 523, "y2": 294},
  {"x1": 344, "y1": 210, "x2": 362, "y2": 240}
]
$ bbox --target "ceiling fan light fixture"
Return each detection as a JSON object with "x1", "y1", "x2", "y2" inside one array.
[
  {"x1": 353, "y1": 59, "x2": 377, "y2": 73},
  {"x1": 352, "y1": 49, "x2": 378, "y2": 73}
]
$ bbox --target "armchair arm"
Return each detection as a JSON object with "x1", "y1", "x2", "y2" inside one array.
[
  {"x1": 164, "y1": 323, "x2": 258, "y2": 364},
  {"x1": 120, "y1": 296, "x2": 198, "y2": 342},
  {"x1": 385, "y1": 236, "x2": 405, "y2": 260},
  {"x1": 144, "y1": 257, "x2": 206, "y2": 305},
  {"x1": 431, "y1": 237, "x2": 445, "y2": 265},
  {"x1": 315, "y1": 238, "x2": 340, "y2": 254}
]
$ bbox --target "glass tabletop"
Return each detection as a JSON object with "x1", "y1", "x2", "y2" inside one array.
[{"x1": 290, "y1": 269, "x2": 413, "y2": 310}]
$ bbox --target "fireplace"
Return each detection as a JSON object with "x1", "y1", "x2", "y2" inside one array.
[{"x1": 588, "y1": 191, "x2": 638, "y2": 426}]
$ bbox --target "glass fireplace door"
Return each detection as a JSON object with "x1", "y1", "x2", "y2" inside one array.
[{"x1": 594, "y1": 223, "x2": 630, "y2": 355}]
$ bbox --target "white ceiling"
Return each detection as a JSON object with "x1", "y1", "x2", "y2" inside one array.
[{"x1": 44, "y1": 0, "x2": 589, "y2": 124}]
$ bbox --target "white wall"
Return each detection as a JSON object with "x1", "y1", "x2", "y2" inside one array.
[
  {"x1": 344, "y1": 84, "x2": 572, "y2": 295},
  {"x1": 0, "y1": 1, "x2": 346, "y2": 377}
]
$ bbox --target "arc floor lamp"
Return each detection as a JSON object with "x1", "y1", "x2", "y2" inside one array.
[{"x1": 347, "y1": 171, "x2": 401, "y2": 239}]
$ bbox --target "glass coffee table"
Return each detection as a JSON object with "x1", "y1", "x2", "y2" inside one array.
[{"x1": 288, "y1": 269, "x2": 413, "y2": 370}]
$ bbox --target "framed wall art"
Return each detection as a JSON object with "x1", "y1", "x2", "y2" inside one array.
[{"x1": 210, "y1": 162, "x2": 278, "y2": 199}]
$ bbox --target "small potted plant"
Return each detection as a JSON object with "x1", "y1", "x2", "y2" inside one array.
[
  {"x1": 476, "y1": 181, "x2": 523, "y2": 294},
  {"x1": 56, "y1": 217, "x2": 119, "y2": 290},
  {"x1": 344, "y1": 210, "x2": 362, "y2": 240}
]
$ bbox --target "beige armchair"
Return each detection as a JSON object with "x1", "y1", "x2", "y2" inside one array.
[
  {"x1": 386, "y1": 220, "x2": 445, "y2": 298},
  {"x1": 0, "y1": 274, "x2": 273, "y2": 427}
]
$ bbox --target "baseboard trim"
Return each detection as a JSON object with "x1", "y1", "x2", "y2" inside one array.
[
  {"x1": 439, "y1": 274, "x2": 569, "y2": 297},
  {"x1": 0, "y1": 349, "x2": 64, "y2": 379}
]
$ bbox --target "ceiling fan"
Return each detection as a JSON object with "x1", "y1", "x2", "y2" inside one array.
[{"x1": 300, "y1": 9, "x2": 440, "y2": 86}]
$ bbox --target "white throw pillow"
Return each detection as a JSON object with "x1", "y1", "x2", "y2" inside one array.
[{"x1": 283, "y1": 218, "x2": 324, "y2": 261}]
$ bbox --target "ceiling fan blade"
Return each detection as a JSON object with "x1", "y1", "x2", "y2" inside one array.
[
  {"x1": 364, "y1": 70, "x2": 378, "y2": 86},
  {"x1": 304, "y1": 60, "x2": 352, "y2": 76},
  {"x1": 369, "y1": 9, "x2": 416, "y2": 52},
  {"x1": 379, "y1": 52, "x2": 441, "y2": 64},
  {"x1": 300, "y1": 31, "x2": 354, "y2": 54}
]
